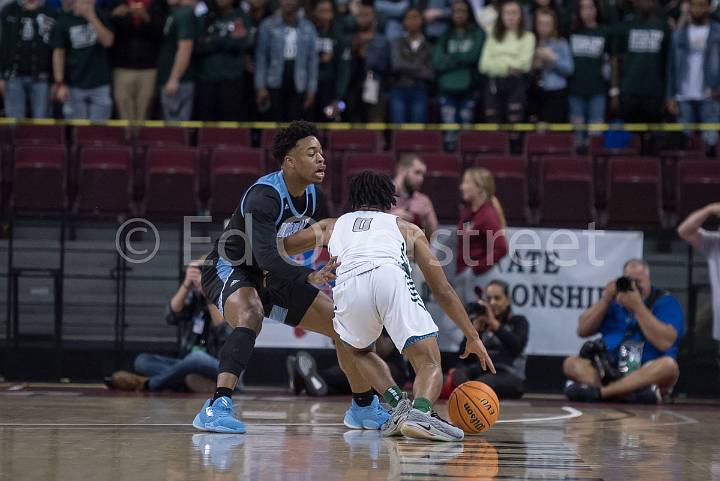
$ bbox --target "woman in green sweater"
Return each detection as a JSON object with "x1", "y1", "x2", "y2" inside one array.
[
  {"x1": 432, "y1": 0, "x2": 485, "y2": 151},
  {"x1": 478, "y1": 0, "x2": 535, "y2": 124}
]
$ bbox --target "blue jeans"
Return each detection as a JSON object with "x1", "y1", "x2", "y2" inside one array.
[
  {"x1": 569, "y1": 94, "x2": 606, "y2": 146},
  {"x1": 67, "y1": 85, "x2": 112, "y2": 120},
  {"x1": 439, "y1": 93, "x2": 477, "y2": 149},
  {"x1": 161, "y1": 81, "x2": 194, "y2": 121},
  {"x1": 5, "y1": 76, "x2": 50, "y2": 119},
  {"x1": 390, "y1": 86, "x2": 428, "y2": 124},
  {"x1": 134, "y1": 351, "x2": 219, "y2": 391},
  {"x1": 678, "y1": 98, "x2": 720, "y2": 147}
]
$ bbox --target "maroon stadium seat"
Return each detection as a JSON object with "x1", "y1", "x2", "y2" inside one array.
[
  {"x1": 137, "y1": 127, "x2": 189, "y2": 147},
  {"x1": 13, "y1": 145, "x2": 66, "y2": 212},
  {"x1": 196, "y1": 128, "x2": 253, "y2": 203},
  {"x1": 341, "y1": 153, "x2": 395, "y2": 201},
  {"x1": 144, "y1": 147, "x2": 197, "y2": 216},
  {"x1": 13, "y1": 124, "x2": 65, "y2": 145},
  {"x1": 393, "y1": 130, "x2": 443, "y2": 156},
  {"x1": 607, "y1": 157, "x2": 661, "y2": 226},
  {"x1": 677, "y1": 160, "x2": 720, "y2": 220},
  {"x1": 210, "y1": 148, "x2": 264, "y2": 217},
  {"x1": 540, "y1": 156, "x2": 594, "y2": 226},
  {"x1": 75, "y1": 146, "x2": 132, "y2": 216},
  {"x1": 473, "y1": 156, "x2": 528, "y2": 224},
  {"x1": 458, "y1": 132, "x2": 510, "y2": 165},
  {"x1": 73, "y1": 125, "x2": 128, "y2": 147},
  {"x1": 261, "y1": 129, "x2": 278, "y2": 169},
  {"x1": 197, "y1": 127, "x2": 251, "y2": 149},
  {"x1": 525, "y1": 133, "x2": 574, "y2": 157},
  {"x1": 329, "y1": 129, "x2": 381, "y2": 157},
  {"x1": 420, "y1": 153, "x2": 461, "y2": 224}
]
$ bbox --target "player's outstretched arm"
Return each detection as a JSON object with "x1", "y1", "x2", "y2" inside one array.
[
  {"x1": 282, "y1": 218, "x2": 336, "y2": 256},
  {"x1": 398, "y1": 219, "x2": 496, "y2": 373}
]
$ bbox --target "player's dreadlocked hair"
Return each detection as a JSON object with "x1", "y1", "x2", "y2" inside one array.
[
  {"x1": 349, "y1": 171, "x2": 398, "y2": 211},
  {"x1": 271, "y1": 120, "x2": 320, "y2": 164}
]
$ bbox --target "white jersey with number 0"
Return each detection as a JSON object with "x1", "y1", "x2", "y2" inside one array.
[
  {"x1": 328, "y1": 210, "x2": 437, "y2": 352},
  {"x1": 328, "y1": 210, "x2": 412, "y2": 282}
]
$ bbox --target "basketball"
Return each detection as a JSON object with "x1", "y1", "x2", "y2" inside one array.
[{"x1": 448, "y1": 381, "x2": 500, "y2": 434}]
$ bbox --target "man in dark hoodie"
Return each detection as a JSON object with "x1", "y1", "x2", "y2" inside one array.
[
  {"x1": 311, "y1": 0, "x2": 350, "y2": 121},
  {"x1": 0, "y1": 0, "x2": 57, "y2": 118}
]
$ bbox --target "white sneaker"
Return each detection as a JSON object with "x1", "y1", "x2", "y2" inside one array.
[
  {"x1": 381, "y1": 394, "x2": 412, "y2": 437},
  {"x1": 401, "y1": 408, "x2": 464, "y2": 442}
]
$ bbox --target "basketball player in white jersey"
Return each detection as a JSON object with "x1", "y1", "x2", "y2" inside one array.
[{"x1": 328, "y1": 171, "x2": 496, "y2": 442}]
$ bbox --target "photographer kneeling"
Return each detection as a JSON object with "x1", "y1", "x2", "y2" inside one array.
[
  {"x1": 564, "y1": 259, "x2": 684, "y2": 403},
  {"x1": 447, "y1": 280, "x2": 529, "y2": 399}
]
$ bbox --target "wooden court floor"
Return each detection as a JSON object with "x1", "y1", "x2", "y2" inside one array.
[{"x1": 1, "y1": 388, "x2": 719, "y2": 481}]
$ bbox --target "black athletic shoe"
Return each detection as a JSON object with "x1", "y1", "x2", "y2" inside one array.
[
  {"x1": 295, "y1": 351, "x2": 328, "y2": 396},
  {"x1": 630, "y1": 385, "x2": 661, "y2": 405},
  {"x1": 564, "y1": 381, "x2": 602, "y2": 402},
  {"x1": 286, "y1": 355, "x2": 304, "y2": 395}
]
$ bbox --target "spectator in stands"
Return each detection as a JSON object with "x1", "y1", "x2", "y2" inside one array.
[
  {"x1": 455, "y1": 167, "x2": 508, "y2": 303},
  {"x1": 389, "y1": 8, "x2": 433, "y2": 123},
  {"x1": 195, "y1": 0, "x2": 249, "y2": 121},
  {"x1": 564, "y1": 259, "x2": 684, "y2": 403},
  {"x1": 667, "y1": 0, "x2": 720, "y2": 157},
  {"x1": 433, "y1": 0, "x2": 484, "y2": 151},
  {"x1": 678, "y1": 203, "x2": 720, "y2": 342},
  {"x1": 529, "y1": 7, "x2": 573, "y2": 122},
  {"x1": 109, "y1": 260, "x2": 236, "y2": 393},
  {"x1": 424, "y1": 0, "x2": 452, "y2": 42},
  {"x1": 286, "y1": 331, "x2": 409, "y2": 396},
  {"x1": 390, "y1": 154, "x2": 439, "y2": 236},
  {"x1": 375, "y1": 0, "x2": 409, "y2": 40},
  {"x1": 109, "y1": 0, "x2": 166, "y2": 121},
  {"x1": 0, "y1": 0, "x2": 56, "y2": 119},
  {"x1": 568, "y1": 0, "x2": 611, "y2": 153},
  {"x1": 255, "y1": 0, "x2": 318, "y2": 121},
  {"x1": 51, "y1": 0, "x2": 115, "y2": 120},
  {"x1": 479, "y1": 0, "x2": 535, "y2": 125},
  {"x1": 445, "y1": 279, "x2": 528, "y2": 399},
  {"x1": 312, "y1": 0, "x2": 351, "y2": 122},
  {"x1": 239, "y1": 0, "x2": 270, "y2": 120},
  {"x1": 156, "y1": 0, "x2": 197, "y2": 122},
  {"x1": 610, "y1": 0, "x2": 670, "y2": 123},
  {"x1": 346, "y1": 0, "x2": 390, "y2": 123}
]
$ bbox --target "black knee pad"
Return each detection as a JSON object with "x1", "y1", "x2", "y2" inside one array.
[{"x1": 219, "y1": 327, "x2": 257, "y2": 377}]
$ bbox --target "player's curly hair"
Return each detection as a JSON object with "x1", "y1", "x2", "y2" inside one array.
[
  {"x1": 271, "y1": 120, "x2": 320, "y2": 164},
  {"x1": 349, "y1": 171, "x2": 398, "y2": 211}
]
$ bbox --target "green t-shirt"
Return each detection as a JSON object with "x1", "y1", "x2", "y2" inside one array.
[
  {"x1": 196, "y1": 9, "x2": 248, "y2": 82},
  {"x1": 157, "y1": 6, "x2": 197, "y2": 85},
  {"x1": 614, "y1": 17, "x2": 670, "y2": 97},
  {"x1": 316, "y1": 23, "x2": 350, "y2": 99},
  {"x1": 432, "y1": 27, "x2": 485, "y2": 94},
  {"x1": 568, "y1": 26, "x2": 610, "y2": 97},
  {"x1": 49, "y1": 9, "x2": 112, "y2": 89}
]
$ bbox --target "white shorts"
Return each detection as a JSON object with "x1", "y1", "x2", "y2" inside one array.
[{"x1": 332, "y1": 263, "x2": 438, "y2": 353}]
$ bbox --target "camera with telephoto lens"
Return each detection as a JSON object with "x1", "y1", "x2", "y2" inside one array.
[
  {"x1": 579, "y1": 338, "x2": 622, "y2": 385},
  {"x1": 615, "y1": 276, "x2": 636, "y2": 292}
]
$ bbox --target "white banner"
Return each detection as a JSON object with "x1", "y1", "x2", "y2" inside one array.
[
  {"x1": 435, "y1": 227, "x2": 644, "y2": 356},
  {"x1": 254, "y1": 227, "x2": 643, "y2": 356}
]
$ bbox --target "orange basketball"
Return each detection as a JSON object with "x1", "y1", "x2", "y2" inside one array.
[{"x1": 447, "y1": 381, "x2": 500, "y2": 433}]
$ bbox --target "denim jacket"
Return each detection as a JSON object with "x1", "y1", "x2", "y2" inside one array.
[
  {"x1": 254, "y1": 14, "x2": 319, "y2": 93},
  {"x1": 667, "y1": 21, "x2": 720, "y2": 99},
  {"x1": 537, "y1": 38, "x2": 574, "y2": 91}
]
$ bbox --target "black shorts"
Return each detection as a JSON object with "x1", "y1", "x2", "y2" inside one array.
[{"x1": 201, "y1": 253, "x2": 319, "y2": 327}]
